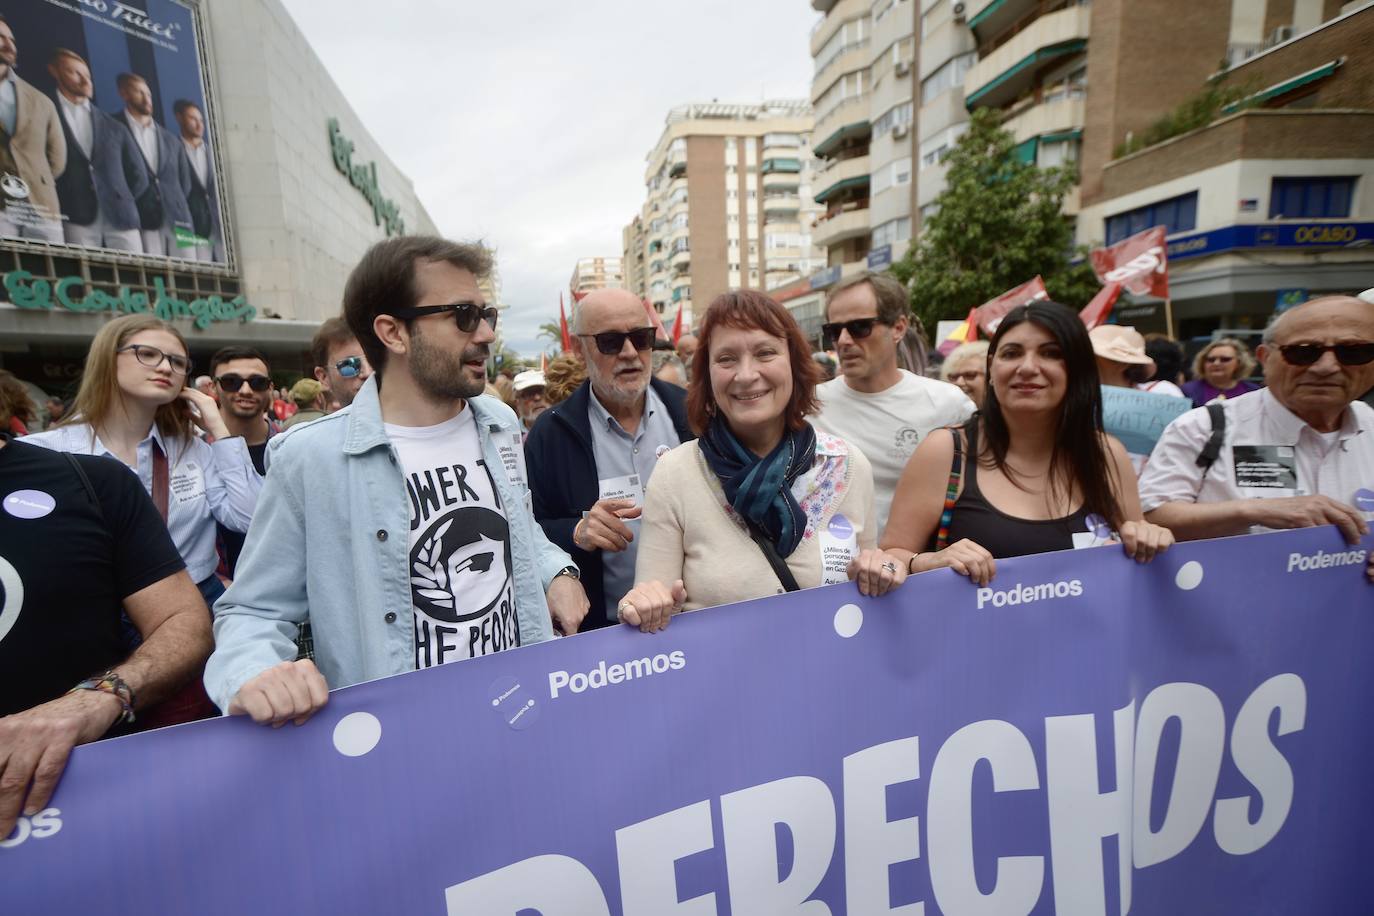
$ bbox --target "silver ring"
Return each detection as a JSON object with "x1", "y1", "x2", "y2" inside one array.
[
  {"x1": 618, "y1": 601, "x2": 635, "y2": 619},
  {"x1": 881, "y1": 561, "x2": 897, "y2": 573}
]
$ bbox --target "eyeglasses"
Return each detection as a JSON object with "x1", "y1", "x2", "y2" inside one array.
[
  {"x1": 391, "y1": 302, "x2": 499, "y2": 334},
  {"x1": 821, "y1": 317, "x2": 881, "y2": 348},
  {"x1": 578, "y1": 327, "x2": 656, "y2": 356},
  {"x1": 947, "y1": 370, "x2": 984, "y2": 383},
  {"x1": 1203, "y1": 355, "x2": 1236, "y2": 364},
  {"x1": 1278, "y1": 342, "x2": 1374, "y2": 367},
  {"x1": 118, "y1": 344, "x2": 192, "y2": 376},
  {"x1": 334, "y1": 356, "x2": 365, "y2": 378},
  {"x1": 216, "y1": 373, "x2": 272, "y2": 393}
]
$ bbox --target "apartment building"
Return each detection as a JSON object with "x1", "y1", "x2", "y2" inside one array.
[
  {"x1": 569, "y1": 257, "x2": 624, "y2": 297},
  {"x1": 622, "y1": 101, "x2": 826, "y2": 328},
  {"x1": 806, "y1": 0, "x2": 971, "y2": 293},
  {"x1": 1076, "y1": 2, "x2": 1374, "y2": 336}
]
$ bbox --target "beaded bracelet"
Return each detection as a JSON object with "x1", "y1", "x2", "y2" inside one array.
[{"x1": 69, "y1": 670, "x2": 136, "y2": 724}]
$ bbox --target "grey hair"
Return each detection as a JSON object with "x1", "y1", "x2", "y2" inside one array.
[{"x1": 652, "y1": 351, "x2": 685, "y2": 374}]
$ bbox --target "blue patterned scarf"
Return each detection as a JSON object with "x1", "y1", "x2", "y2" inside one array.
[{"x1": 699, "y1": 415, "x2": 817, "y2": 557}]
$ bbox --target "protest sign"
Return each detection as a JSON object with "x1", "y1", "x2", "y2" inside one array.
[
  {"x1": 4, "y1": 528, "x2": 1371, "y2": 915},
  {"x1": 1101, "y1": 385, "x2": 1193, "y2": 458}
]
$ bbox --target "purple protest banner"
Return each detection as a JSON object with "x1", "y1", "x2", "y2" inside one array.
[{"x1": 3, "y1": 527, "x2": 1371, "y2": 914}]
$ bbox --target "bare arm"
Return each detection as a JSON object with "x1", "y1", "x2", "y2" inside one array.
[{"x1": 0, "y1": 570, "x2": 211, "y2": 838}]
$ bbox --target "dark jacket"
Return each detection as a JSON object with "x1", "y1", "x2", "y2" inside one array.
[
  {"x1": 114, "y1": 111, "x2": 192, "y2": 231},
  {"x1": 53, "y1": 96, "x2": 147, "y2": 230},
  {"x1": 524, "y1": 378, "x2": 694, "y2": 629},
  {"x1": 183, "y1": 139, "x2": 219, "y2": 241}
]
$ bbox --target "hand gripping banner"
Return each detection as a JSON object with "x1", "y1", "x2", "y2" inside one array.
[{"x1": 3, "y1": 528, "x2": 1371, "y2": 915}]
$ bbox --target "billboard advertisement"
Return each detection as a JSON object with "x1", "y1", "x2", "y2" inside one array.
[{"x1": 0, "y1": 0, "x2": 226, "y2": 263}]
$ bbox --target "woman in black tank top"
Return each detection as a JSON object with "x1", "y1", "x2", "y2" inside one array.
[{"x1": 880, "y1": 302, "x2": 1174, "y2": 585}]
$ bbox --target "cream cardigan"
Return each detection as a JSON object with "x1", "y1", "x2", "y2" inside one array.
[{"x1": 633, "y1": 431, "x2": 876, "y2": 612}]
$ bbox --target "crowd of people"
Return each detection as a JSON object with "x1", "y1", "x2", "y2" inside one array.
[{"x1": 1, "y1": 232, "x2": 1372, "y2": 841}]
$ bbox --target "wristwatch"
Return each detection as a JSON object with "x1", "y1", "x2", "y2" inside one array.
[{"x1": 553, "y1": 565, "x2": 580, "y2": 581}]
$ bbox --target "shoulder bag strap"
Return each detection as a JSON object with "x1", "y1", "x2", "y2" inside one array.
[
  {"x1": 933, "y1": 426, "x2": 966, "y2": 552},
  {"x1": 746, "y1": 523, "x2": 802, "y2": 593},
  {"x1": 64, "y1": 452, "x2": 106, "y2": 525},
  {"x1": 1196, "y1": 403, "x2": 1226, "y2": 471}
]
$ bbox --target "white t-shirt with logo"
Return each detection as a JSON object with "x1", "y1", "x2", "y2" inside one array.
[
  {"x1": 386, "y1": 408, "x2": 518, "y2": 669},
  {"x1": 813, "y1": 370, "x2": 975, "y2": 537}
]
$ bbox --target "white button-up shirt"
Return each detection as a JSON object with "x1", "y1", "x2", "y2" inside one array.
[
  {"x1": 1139, "y1": 388, "x2": 1374, "y2": 534},
  {"x1": 0, "y1": 70, "x2": 17, "y2": 138},
  {"x1": 58, "y1": 93, "x2": 93, "y2": 157},
  {"x1": 126, "y1": 113, "x2": 159, "y2": 171},
  {"x1": 182, "y1": 138, "x2": 208, "y2": 186},
  {"x1": 24, "y1": 422, "x2": 263, "y2": 583}
]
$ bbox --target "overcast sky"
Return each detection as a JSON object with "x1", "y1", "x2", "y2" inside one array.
[{"x1": 280, "y1": 0, "x2": 818, "y2": 358}]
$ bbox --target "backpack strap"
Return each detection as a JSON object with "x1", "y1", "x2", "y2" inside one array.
[
  {"x1": 1196, "y1": 403, "x2": 1226, "y2": 471},
  {"x1": 64, "y1": 451, "x2": 106, "y2": 524},
  {"x1": 934, "y1": 425, "x2": 967, "y2": 552}
]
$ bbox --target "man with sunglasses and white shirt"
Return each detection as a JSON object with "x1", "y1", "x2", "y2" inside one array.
[
  {"x1": 1142, "y1": 296, "x2": 1374, "y2": 584},
  {"x1": 812, "y1": 272, "x2": 974, "y2": 538},
  {"x1": 207, "y1": 346, "x2": 277, "y2": 577},
  {"x1": 310, "y1": 316, "x2": 372, "y2": 411},
  {"x1": 525, "y1": 287, "x2": 694, "y2": 629},
  {"x1": 206, "y1": 236, "x2": 587, "y2": 725}
]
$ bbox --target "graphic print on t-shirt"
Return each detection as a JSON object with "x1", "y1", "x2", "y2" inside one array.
[{"x1": 391, "y1": 410, "x2": 518, "y2": 670}]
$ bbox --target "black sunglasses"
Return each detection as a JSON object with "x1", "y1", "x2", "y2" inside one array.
[
  {"x1": 821, "y1": 317, "x2": 881, "y2": 348},
  {"x1": 1278, "y1": 342, "x2": 1374, "y2": 367},
  {"x1": 216, "y1": 373, "x2": 272, "y2": 393},
  {"x1": 579, "y1": 327, "x2": 656, "y2": 356},
  {"x1": 391, "y1": 302, "x2": 499, "y2": 334},
  {"x1": 334, "y1": 356, "x2": 364, "y2": 378}
]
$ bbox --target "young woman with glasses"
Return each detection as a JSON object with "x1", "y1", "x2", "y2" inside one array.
[
  {"x1": 881, "y1": 302, "x2": 1174, "y2": 586},
  {"x1": 25, "y1": 314, "x2": 263, "y2": 612}
]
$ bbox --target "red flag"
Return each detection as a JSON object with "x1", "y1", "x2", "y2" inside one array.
[
  {"x1": 1090, "y1": 226, "x2": 1169, "y2": 299},
  {"x1": 642, "y1": 297, "x2": 670, "y2": 342},
  {"x1": 1079, "y1": 283, "x2": 1123, "y2": 330},
  {"x1": 558, "y1": 292, "x2": 572, "y2": 353},
  {"x1": 975, "y1": 277, "x2": 1048, "y2": 336},
  {"x1": 571, "y1": 290, "x2": 589, "y2": 302},
  {"x1": 670, "y1": 303, "x2": 684, "y2": 344}
]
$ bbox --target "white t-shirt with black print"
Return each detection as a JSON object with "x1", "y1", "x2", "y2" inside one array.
[{"x1": 385, "y1": 407, "x2": 518, "y2": 669}]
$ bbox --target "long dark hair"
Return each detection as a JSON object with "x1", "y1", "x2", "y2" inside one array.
[{"x1": 982, "y1": 301, "x2": 1126, "y2": 527}]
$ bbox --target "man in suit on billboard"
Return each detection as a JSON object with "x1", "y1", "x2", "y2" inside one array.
[
  {"x1": 174, "y1": 99, "x2": 222, "y2": 262},
  {"x1": 48, "y1": 48, "x2": 146, "y2": 253},
  {"x1": 0, "y1": 14, "x2": 66, "y2": 243},
  {"x1": 115, "y1": 71, "x2": 192, "y2": 257}
]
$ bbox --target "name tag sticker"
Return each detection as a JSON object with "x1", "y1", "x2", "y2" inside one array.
[
  {"x1": 598, "y1": 474, "x2": 644, "y2": 505},
  {"x1": 498, "y1": 433, "x2": 527, "y2": 490},
  {"x1": 1232, "y1": 445, "x2": 1298, "y2": 491},
  {"x1": 819, "y1": 513, "x2": 858, "y2": 586},
  {"x1": 1071, "y1": 514, "x2": 1114, "y2": 550},
  {"x1": 170, "y1": 461, "x2": 205, "y2": 505}
]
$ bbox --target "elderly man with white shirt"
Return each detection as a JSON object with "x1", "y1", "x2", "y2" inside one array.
[
  {"x1": 48, "y1": 48, "x2": 147, "y2": 253},
  {"x1": 1141, "y1": 295, "x2": 1374, "y2": 584}
]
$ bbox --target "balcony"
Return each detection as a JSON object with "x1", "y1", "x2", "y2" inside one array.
[
  {"x1": 964, "y1": 0, "x2": 1038, "y2": 42},
  {"x1": 1001, "y1": 96, "x2": 1085, "y2": 144},
  {"x1": 762, "y1": 173, "x2": 801, "y2": 191},
  {"x1": 813, "y1": 42, "x2": 870, "y2": 103},
  {"x1": 963, "y1": 4, "x2": 1090, "y2": 110},
  {"x1": 814, "y1": 95, "x2": 871, "y2": 155},
  {"x1": 813, "y1": 201, "x2": 871, "y2": 249},
  {"x1": 668, "y1": 159, "x2": 686, "y2": 179},
  {"x1": 809, "y1": 0, "x2": 867, "y2": 56},
  {"x1": 814, "y1": 155, "x2": 871, "y2": 204},
  {"x1": 761, "y1": 157, "x2": 803, "y2": 175}
]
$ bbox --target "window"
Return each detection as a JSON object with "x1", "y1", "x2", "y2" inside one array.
[
  {"x1": 871, "y1": 157, "x2": 912, "y2": 195},
  {"x1": 1043, "y1": 67, "x2": 1087, "y2": 104},
  {"x1": 919, "y1": 123, "x2": 967, "y2": 170},
  {"x1": 920, "y1": 53, "x2": 975, "y2": 104},
  {"x1": 814, "y1": 19, "x2": 869, "y2": 75},
  {"x1": 1269, "y1": 176, "x2": 1356, "y2": 219},
  {"x1": 872, "y1": 102, "x2": 913, "y2": 139},
  {"x1": 920, "y1": 0, "x2": 943, "y2": 39},
  {"x1": 1105, "y1": 192, "x2": 1198, "y2": 245},
  {"x1": 871, "y1": 217, "x2": 911, "y2": 249},
  {"x1": 1037, "y1": 138, "x2": 1079, "y2": 169}
]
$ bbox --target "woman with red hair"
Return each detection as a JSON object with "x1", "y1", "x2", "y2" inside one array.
[{"x1": 618, "y1": 290, "x2": 908, "y2": 631}]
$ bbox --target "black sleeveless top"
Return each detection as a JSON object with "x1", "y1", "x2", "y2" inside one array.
[{"x1": 943, "y1": 419, "x2": 1096, "y2": 559}]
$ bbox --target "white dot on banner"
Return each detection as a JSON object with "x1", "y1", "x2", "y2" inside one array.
[
  {"x1": 834, "y1": 604, "x2": 863, "y2": 638},
  {"x1": 1175, "y1": 561, "x2": 1204, "y2": 591},
  {"x1": 491, "y1": 698, "x2": 499, "y2": 707},
  {"x1": 332, "y1": 711, "x2": 382, "y2": 757}
]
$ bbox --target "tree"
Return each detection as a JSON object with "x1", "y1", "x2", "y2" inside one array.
[
  {"x1": 536, "y1": 320, "x2": 566, "y2": 357},
  {"x1": 890, "y1": 107, "x2": 1100, "y2": 334}
]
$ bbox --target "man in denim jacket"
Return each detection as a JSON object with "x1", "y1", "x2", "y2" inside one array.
[{"x1": 205, "y1": 236, "x2": 589, "y2": 723}]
